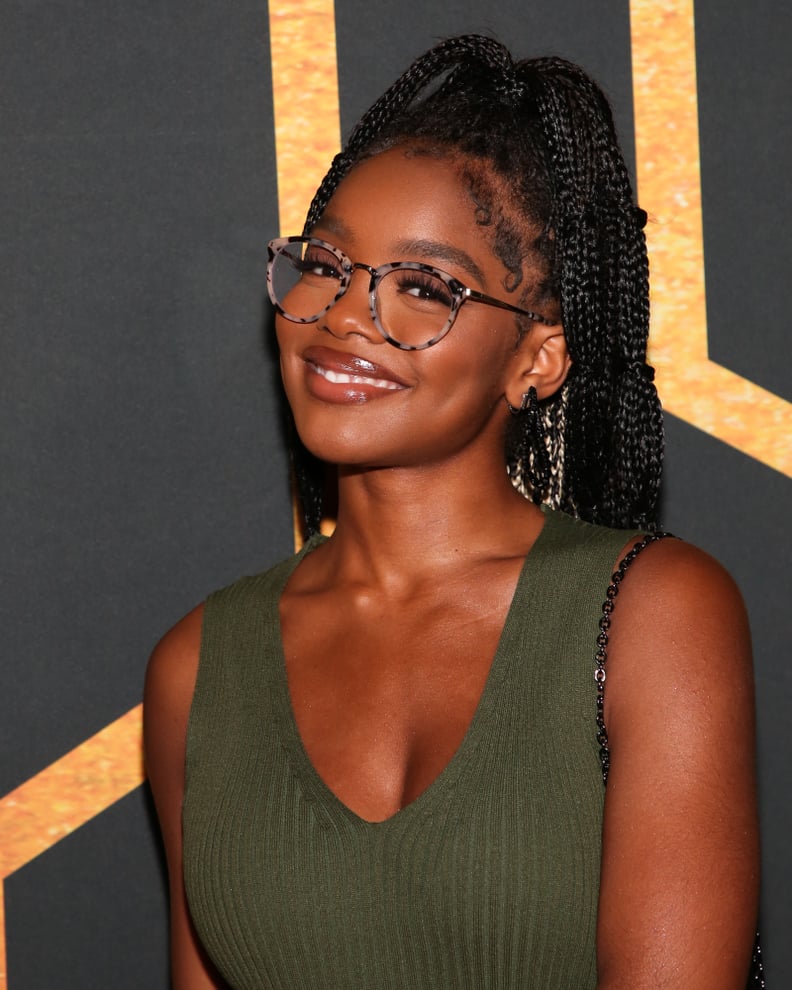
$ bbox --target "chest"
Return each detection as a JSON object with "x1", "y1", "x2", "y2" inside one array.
[
  {"x1": 279, "y1": 575, "x2": 519, "y2": 822},
  {"x1": 184, "y1": 553, "x2": 608, "y2": 989}
]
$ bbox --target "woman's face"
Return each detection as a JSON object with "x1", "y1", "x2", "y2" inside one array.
[{"x1": 276, "y1": 147, "x2": 554, "y2": 471}]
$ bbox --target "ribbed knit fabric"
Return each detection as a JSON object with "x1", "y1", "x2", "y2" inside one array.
[{"x1": 183, "y1": 508, "x2": 639, "y2": 989}]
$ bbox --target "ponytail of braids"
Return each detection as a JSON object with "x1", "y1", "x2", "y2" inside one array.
[{"x1": 525, "y1": 57, "x2": 662, "y2": 528}]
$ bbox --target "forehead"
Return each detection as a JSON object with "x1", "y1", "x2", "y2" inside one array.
[{"x1": 316, "y1": 148, "x2": 498, "y2": 263}]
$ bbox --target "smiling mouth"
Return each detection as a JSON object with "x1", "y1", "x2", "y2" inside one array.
[{"x1": 308, "y1": 362, "x2": 405, "y2": 391}]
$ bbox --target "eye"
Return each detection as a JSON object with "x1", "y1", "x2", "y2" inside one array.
[
  {"x1": 295, "y1": 245, "x2": 343, "y2": 280},
  {"x1": 392, "y1": 271, "x2": 454, "y2": 308}
]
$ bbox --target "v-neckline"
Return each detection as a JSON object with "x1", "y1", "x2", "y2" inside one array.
[{"x1": 271, "y1": 509, "x2": 555, "y2": 828}]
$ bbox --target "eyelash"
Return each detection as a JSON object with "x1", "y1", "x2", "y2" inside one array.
[
  {"x1": 297, "y1": 253, "x2": 343, "y2": 279},
  {"x1": 392, "y1": 272, "x2": 454, "y2": 306}
]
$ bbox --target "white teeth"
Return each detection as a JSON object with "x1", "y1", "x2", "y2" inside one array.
[{"x1": 314, "y1": 365, "x2": 402, "y2": 389}]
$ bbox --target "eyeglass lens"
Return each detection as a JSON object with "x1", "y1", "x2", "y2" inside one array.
[{"x1": 269, "y1": 239, "x2": 456, "y2": 349}]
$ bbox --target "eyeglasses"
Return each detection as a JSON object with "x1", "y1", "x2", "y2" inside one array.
[{"x1": 267, "y1": 236, "x2": 555, "y2": 351}]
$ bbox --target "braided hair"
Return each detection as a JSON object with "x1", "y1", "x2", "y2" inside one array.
[{"x1": 291, "y1": 35, "x2": 663, "y2": 535}]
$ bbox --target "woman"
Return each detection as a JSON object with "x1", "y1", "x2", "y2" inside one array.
[{"x1": 145, "y1": 36, "x2": 760, "y2": 989}]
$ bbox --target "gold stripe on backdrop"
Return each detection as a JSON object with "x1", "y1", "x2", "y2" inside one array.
[
  {"x1": 269, "y1": 0, "x2": 342, "y2": 237},
  {"x1": 0, "y1": 706, "x2": 144, "y2": 989},
  {"x1": 269, "y1": 0, "x2": 342, "y2": 549},
  {"x1": 631, "y1": 0, "x2": 791, "y2": 476}
]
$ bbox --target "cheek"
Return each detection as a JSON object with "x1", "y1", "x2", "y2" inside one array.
[
  {"x1": 430, "y1": 329, "x2": 515, "y2": 398},
  {"x1": 275, "y1": 318, "x2": 307, "y2": 388},
  {"x1": 274, "y1": 314, "x2": 295, "y2": 356}
]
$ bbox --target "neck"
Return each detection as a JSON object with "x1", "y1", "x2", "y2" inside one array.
[{"x1": 316, "y1": 454, "x2": 545, "y2": 589}]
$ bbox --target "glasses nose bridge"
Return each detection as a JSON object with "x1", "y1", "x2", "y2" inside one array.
[
  {"x1": 346, "y1": 260, "x2": 378, "y2": 290},
  {"x1": 318, "y1": 258, "x2": 382, "y2": 342},
  {"x1": 333, "y1": 260, "x2": 379, "y2": 314}
]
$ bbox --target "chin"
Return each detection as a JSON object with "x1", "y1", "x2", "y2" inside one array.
[{"x1": 293, "y1": 422, "x2": 386, "y2": 468}]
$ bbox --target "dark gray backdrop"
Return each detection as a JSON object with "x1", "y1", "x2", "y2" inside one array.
[{"x1": 2, "y1": 1, "x2": 789, "y2": 986}]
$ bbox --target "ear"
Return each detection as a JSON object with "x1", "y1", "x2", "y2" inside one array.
[{"x1": 504, "y1": 323, "x2": 571, "y2": 409}]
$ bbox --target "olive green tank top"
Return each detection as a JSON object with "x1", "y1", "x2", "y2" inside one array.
[{"x1": 183, "y1": 509, "x2": 638, "y2": 989}]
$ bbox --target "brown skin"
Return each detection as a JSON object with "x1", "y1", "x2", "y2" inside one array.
[{"x1": 145, "y1": 149, "x2": 759, "y2": 989}]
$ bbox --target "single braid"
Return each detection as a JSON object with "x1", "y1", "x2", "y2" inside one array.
[{"x1": 291, "y1": 35, "x2": 664, "y2": 536}]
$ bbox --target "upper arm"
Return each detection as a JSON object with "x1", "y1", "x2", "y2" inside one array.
[
  {"x1": 596, "y1": 539, "x2": 759, "y2": 989},
  {"x1": 144, "y1": 604, "x2": 226, "y2": 989}
]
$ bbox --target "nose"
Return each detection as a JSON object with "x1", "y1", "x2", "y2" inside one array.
[{"x1": 319, "y1": 265, "x2": 383, "y2": 344}]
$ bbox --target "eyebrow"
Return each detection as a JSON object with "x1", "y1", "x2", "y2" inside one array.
[
  {"x1": 313, "y1": 213, "x2": 353, "y2": 242},
  {"x1": 314, "y1": 215, "x2": 486, "y2": 287},
  {"x1": 391, "y1": 238, "x2": 485, "y2": 285}
]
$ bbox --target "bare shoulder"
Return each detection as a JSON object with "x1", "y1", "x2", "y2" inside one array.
[
  {"x1": 604, "y1": 535, "x2": 755, "y2": 780},
  {"x1": 614, "y1": 534, "x2": 748, "y2": 621},
  {"x1": 596, "y1": 536, "x2": 759, "y2": 987},
  {"x1": 145, "y1": 605, "x2": 205, "y2": 749},
  {"x1": 605, "y1": 535, "x2": 753, "y2": 726},
  {"x1": 143, "y1": 604, "x2": 205, "y2": 826},
  {"x1": 145, "y1": 604, "x2": 206, "y2": 726}
]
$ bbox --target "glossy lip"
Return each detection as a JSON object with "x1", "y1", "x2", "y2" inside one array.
[{"x1": 302, "y1": 346, "x2": 411, "y2": 391}]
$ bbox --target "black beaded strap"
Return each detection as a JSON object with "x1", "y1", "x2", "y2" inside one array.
[
  {"x1": 750, "y1": 939, "x2": 766, "y2": 986},
  {"x1": 595, "y1": 531, "x2": 671, "y2": 785},
  {"x1": 594, "y1": 531, "x2": 766, "y2": 988}
]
